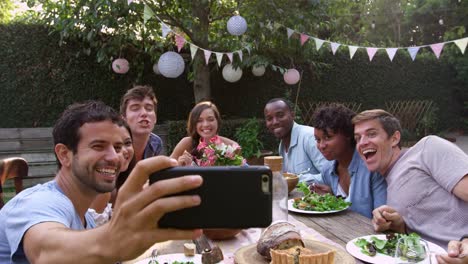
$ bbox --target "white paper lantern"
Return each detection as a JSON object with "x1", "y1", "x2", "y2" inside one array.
[
  {"x1": 283, "y1": 69, "x2": 301, "y2": 85},
  {"x1": 158, "y1": 51, "x2": 185, "y2": 78},
  {"x1": 252, "y1": 65, "x2": 266, "y2": 77},
  {"x1": 227, "y1": 15, "x2": 247, "y2": 36},
  {"x1": 112, "y1": 58, "x2": 129, "y2": 74},
  {"x1": 152, "y1": 63, "x2": 161, "y2": 75},
  {"x1": 222, "y1": 64, "x2": 243, "y2": 83}
]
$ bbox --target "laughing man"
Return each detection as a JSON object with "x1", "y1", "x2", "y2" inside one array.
[{"x1": 352, "y1": 109, "x2": 468, "y2": 263}]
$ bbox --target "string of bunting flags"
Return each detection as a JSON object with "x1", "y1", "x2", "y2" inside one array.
[
  {"x1": 143, "y1": 4, "x2": 251, "y2": 67},
  {"x1": 285, "y1": 26, "x2": 468, "y2": 61}
]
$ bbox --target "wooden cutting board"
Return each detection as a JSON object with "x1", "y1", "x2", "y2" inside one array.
[{"x1": 234, "y1": 239, "x2": 355, "y2": 264}]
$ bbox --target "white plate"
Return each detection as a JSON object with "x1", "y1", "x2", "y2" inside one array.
[
  {"x1": 346, "y1": 235, "x2": 447, "y2": 264},
  {"x1": 287, "y1": 198, "x2": 349, "y2": 214},
  {"x1": 134, "y1": 253, "x2": 212, "y2": 264}
]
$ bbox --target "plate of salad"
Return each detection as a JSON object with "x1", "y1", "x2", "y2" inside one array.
[
  {"x1": 346, "y1": 233, "x2": 446, "y2": 264},
  {"x1": 288, "y1": 182, "x2": 351, "y2": 214}
]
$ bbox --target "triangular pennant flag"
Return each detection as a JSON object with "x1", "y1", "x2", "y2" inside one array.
[
  {"x1": 349, "y1": 46, "x2": 358, "y2": 59},
  {"x1": 454, "y1": 37, "x2": 468, "y2": 54},
  {"x1": 143, "y1": 4, "x2": 155, "y2": 24},
  {"x1": 161, "y1": 22, "x2": 171, "y2": 38},
  {"x1": 331, "y1": 42, "x2": 341, "y2": 55},
  {"x1": 408, "y1": 47, "x2": 420, "y2": 61},
  {"x1": 203, "y1": 50, "x2": 212, "y2": 65},
  {"x1": 190, "y1": 44, "x2": 198, "y2": 60},
  {"x1": 366, "y1": 47, "x2": 378, "y2": 61},
  {"x1": 385, "y1": 48, "x2": 398, "y2": 62},
  {"x1": 175, "y1": 35, "x2": 186, "y2": 52},
  {"x1": 227, "y1": 53, "x2": 233, "y2": 63},
  {"x1": 238, "y1": 50, "x2": 243, "y2": 62},
  {"x1": 215, "y1": 52, "x2": 223, "y2": 66},
  {"x1": 128, "y1": 0, "x2": 133, "y2": 4},
  {"x1": 430, "y1": 43, "x2": 445, "y2": 59},
  {"x1": 314, "y1": 38, "x2": 325, "y2": 51},
  {"x1": 300, "y1": 34, "x2": 310, "y2": 46},
  {"x1": 287, "y1": 28, "x2": 294, "y2": 39}
]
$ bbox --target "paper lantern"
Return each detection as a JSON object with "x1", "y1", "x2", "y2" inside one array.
[
  {"x1": 157, "y1": 51, "x2": 185, "y2": 78},
  {"x1": 222, "y1": 64, "x2": 243, "y2": 83},
  {"x1": 112, "y1": 58, "x2": 129, "y2": 74},
  {"x1": 152, "y1": 63, "x2": 161, "y2": 75},
  {"x1": 227, "y1": 15, "x2": 247, "y2": 36},
  {"x1": 252, "y1": 65, "x2": 266, "y2": 77},
  {"x1": 283, "y1": 69, "x2": 300, "y2": 85}
]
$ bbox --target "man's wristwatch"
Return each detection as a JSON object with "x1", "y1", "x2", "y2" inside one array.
[{"x1": 461, "y1": 235, "x2": 468, "y2": 241}]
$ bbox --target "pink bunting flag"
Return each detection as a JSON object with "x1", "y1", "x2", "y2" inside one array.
[
  {"x1": 287, "y1": 28, "x2": 294, "y2": 39},
  {"x1": 300, "y1": 34, "x2": 310, "y2": 46},
  {"x1": 203, "y1": 50, "x2": 212, "y2": 65},
  {"x1": 385, "y1": 48, "x2": 398, "y2": 62},
  {"x1": 331, "y1": 43, "x2": 341, "y2": 55},
  {"x1": 227, "y1": 53, "x2": 233, "y2": 63},
  {"x1": 366, "y1": 47, "x2": 378, "y2": 61},
  {"x1": 430, "y1": 43, "x2": 445, "y2": 59},
  {"x1": 454, "y1": 38, "x2": 468, "y2": 54},
  {"x1": 128, "y1": 0, "x2": 133, "y2": 4},
  {"x1": 238, "y1": 50, "x2": 243, "y2": 62},
  {"x1": 175, "y1": 35, "x2": 185, "y2": 52}
]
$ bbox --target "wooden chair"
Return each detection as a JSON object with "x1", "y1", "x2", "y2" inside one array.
[{"x1": 0, "y1": 157, "x2": 28, "y2": 209}]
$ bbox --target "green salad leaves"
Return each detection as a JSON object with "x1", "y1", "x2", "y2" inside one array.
[
  {"x1": 355, "y1": 233, "x2": 426, "y2": 262},
  {"x1": 294, "y1": 182, "x2": 351, "y2": 212}
]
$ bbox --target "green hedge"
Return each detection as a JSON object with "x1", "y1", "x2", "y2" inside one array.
[{"x1": 1, "y1": 23, "x2": 465, "y2": 133}]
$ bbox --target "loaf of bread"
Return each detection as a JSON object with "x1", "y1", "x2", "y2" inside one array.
[
  {"x1": 257, "y1": 221, "x2": 304, "y2": 260},
  {"x1": 270, "y1": 246, "x2": 335, "y2": 264}
]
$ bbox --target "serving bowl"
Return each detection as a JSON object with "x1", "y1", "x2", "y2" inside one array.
[{"x1": 283, "y1": 173, "x2": 299, "y2": 193}]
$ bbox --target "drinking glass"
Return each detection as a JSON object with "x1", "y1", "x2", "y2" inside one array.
[{"x1": 394, "y1": 237, "x2": 430, "y2": 263}]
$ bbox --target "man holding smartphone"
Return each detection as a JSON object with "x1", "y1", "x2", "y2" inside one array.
[{"x1": 0, "y1": 101, "x2": 202, "y2": 263}]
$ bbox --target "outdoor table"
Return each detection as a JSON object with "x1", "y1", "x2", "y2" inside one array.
[{"x1": 125, "y1": 189, "x2": 376, "y2": 264}]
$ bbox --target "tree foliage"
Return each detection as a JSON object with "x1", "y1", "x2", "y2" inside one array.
[{"x1": 23, "y1": 0, "x2": 468, "y2": 101}]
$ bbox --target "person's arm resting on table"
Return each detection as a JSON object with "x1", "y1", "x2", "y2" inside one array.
[{"x1": 23, "y1": 157, "x2": 203, "y2": 264}]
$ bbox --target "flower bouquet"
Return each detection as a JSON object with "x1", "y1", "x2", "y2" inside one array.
[
  {"x1": 194, "y1": 135, "x2": 246, "y2": 240},
  {"x1": 195, "y1": 135, "x2": 246, "y2": 167}
]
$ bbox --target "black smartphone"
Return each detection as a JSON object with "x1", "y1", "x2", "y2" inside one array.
[{"x1": 149, "y1": 166, "x2": 272, "y2": 229}]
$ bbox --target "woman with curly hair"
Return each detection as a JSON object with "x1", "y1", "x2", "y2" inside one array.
[{"x1": 311, "y1": 104, "x2": 387, "y2": 218}]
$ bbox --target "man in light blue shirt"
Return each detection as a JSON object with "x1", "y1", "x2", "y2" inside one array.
[{"x1": 264, "y1": 98, "x2": 328, "y2": 184}]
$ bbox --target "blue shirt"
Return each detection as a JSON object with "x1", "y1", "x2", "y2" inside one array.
[
  {"x1": 0, "y1": 181, "x2": 96, "y2": 264},
  {"x1": 279, "y1": 122, "x2": 329, "y2": 184},
  {"x1": 144, "y1": 133, "x2": 163, "y2": 158},
  {"x1": 321, "y1": 150, "x2": 387, "y2": 218}
]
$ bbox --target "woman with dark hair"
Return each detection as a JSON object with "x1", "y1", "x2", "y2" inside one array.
[
  {"x1": 311, "y1": 104, "x2": 387, "y2": 218},
  {"x1": 170, "y1": 101, "x2": 238, "y2": 166}
]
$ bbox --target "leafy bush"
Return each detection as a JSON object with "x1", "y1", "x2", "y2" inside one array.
[{"x1": 234, "y1": 118, "x2": 264, "y2": 158}]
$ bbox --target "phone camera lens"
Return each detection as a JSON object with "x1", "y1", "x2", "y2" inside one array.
[{"x1": 262, "y1": 175, "x2": 269, "y2": 182}]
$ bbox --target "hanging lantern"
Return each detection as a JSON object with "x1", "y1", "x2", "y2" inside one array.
[
  {"x1": 283, "y1": 69, "x2": 300, "y2": 85},
  {"x1": 222, "y1": 64, "x2": 243, "y2": 83},
  {"x1": 252, "y1": 65, "x2": 266, "y2": 77},
  {"x1": 112, "y1": 58, "x2": 129, "y2": 74},
  {"x1": 152, "y1": 63, "x2": 161, "y2": 75},
  {"x1": 158, "y1": 51, "x2": 185, "y2": 78},
  {"x1": 227, "y1": 15, "x2": 247, "y2": 36}
]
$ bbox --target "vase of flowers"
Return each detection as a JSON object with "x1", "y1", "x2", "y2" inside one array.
[{"x1": 195, "y1": 135, "x2": 245, "y2": 240}]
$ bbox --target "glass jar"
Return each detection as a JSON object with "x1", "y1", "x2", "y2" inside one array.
[{"x1": 264, "y1": 156, "x2": 288, "y2": 222}]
